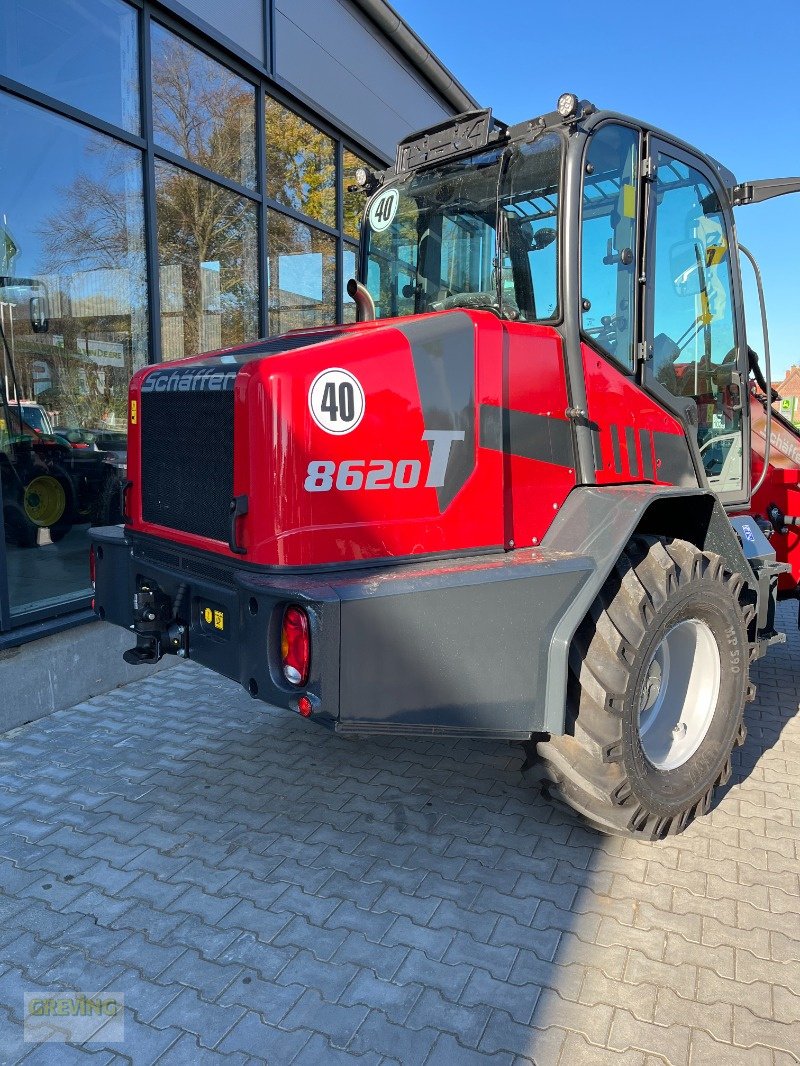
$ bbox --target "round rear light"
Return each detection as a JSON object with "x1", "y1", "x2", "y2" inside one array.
[
  {"x1": 281, "y1": 605, "x2": 310, "y2": 685},
  {"x1": 297, "y1": 695, "x2": 313, "y2": 718}
]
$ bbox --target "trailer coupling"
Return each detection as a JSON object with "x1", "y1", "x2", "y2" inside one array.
[{"x1": 122, "y1": 580, "x2": 189, "y2": 665}]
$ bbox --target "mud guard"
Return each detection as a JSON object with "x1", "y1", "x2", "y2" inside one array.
[{"x1": 540, "y1": 485, "x2": 761, "y2": 735}]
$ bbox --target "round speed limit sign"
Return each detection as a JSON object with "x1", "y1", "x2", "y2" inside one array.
[
  {"x1": 368, "y1": 188, "x2": 399, "y2": 232},
  {"x1": 308, "y1": 368, "x2": 365, "y2": 435}
]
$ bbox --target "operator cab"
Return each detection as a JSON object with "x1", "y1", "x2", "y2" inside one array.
[{"x1": 358, "y1": 97, "x2": 796, "y2": 511}]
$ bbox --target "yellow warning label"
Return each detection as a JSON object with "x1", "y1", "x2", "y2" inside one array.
[
  {"x1": 130, "y1": 399, "x2": 138, "y2": 425},
  {"x1": 214, "y1": 610, "x2": 224, "y2": 631},
  {"x1": 622, "y1": 184, "x2": 636, "y2": 219},
  {"x1": 705, "y1": 239, "x2": 728, "y2": 267},
  {"x1": 203, "y1": 607, "x2": 213, "y2": 624}
]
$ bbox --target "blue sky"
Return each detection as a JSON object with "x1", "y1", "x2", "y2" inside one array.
[{"x1": 394, "y1": 0, "x2": 799, "y2": 379}]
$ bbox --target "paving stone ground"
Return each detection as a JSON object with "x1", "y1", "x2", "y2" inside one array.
[{"x1": 0, "y1": 602, "x2": 798, "y2": 1065}]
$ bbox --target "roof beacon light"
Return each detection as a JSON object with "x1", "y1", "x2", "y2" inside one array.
[{"x1": 557, "y1": 92, "x2": 579, "y2": 119}]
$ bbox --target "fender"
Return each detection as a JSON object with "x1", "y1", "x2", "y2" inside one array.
[{"x1": 540, "y1": 485, "x2": 756, "y2": 735}]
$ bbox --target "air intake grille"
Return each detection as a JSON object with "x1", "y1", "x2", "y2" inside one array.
[{"x1": 140, "y1": 388, "x2": 234, "y2": 542}]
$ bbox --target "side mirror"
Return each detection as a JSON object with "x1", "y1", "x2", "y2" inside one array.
[
  {"x1": 670, "y1": 239, "x2": 706, "y2": 298},
  {"x1": 531, "y1": 227, "x2": 557, "y2": 251}
]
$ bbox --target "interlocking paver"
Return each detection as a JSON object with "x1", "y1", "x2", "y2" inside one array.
[
  {"x1": 281, "y1": 989, "x2": 370, "y2": 1049},
  {"x1": 0, "y1": 600, "x2": 797, "y2": 1064},
  {"x1": 405, "y1": 987, "x2": 491, "y2": 1048},
  {"x1": 215, "y1": 1009, "x2": 312, "y2": 1060},
  {"x1": 151, "y1": 985, "x2": 245, "y2": 1048},
  {"x1": 218, "y1": 971, "x2": 304, "y2": 1023},
  {"x1": 339, "y1": 970, "x2": 423, "y2": 1025},
  {"x1": 332, "y1": 931, "x2": 408, "y2": 981},
  {"x1": 347, "y1": 1009, "x2": 437, "y2": 1061},
  {"x1": 460, "y1": 968, "x2": 540, "y2": 1026}
]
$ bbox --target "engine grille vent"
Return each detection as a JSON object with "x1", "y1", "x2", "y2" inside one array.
[{"x1": 140, "y1": 387, "x2": 234, "y2": 542}]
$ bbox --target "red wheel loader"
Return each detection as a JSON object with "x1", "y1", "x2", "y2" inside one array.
[{"x1": 91, "y1": 95, "x2": 800, "y2": 838}]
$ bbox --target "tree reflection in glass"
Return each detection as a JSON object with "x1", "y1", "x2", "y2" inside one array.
[
  {"x1": 155, "y1": 162, "x2": 258, "y2": 361},
  {"x1": 151, "y1": 23, "x2": 256, "y2": 189},
  {"x1": 266, "y1": 98, "x2": 337, "y2": 228}
]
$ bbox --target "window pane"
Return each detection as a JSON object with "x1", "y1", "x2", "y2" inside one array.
[
  {"x1": 0, "y1": 0, "x2": 139, "y2": 133},
  {"x1": 156, "y1": 161, "x2": 259, "y2": 360},
  {"x1": 343, "y1": 245, "x2": 357, "y2": 323},
  {"x1": 151, "y1": 23, "x2": 256, "y2": 189},
  {"x1": 266, "y1": 98, "x2": 336, "y2": 227},
  {"x1": 365, "y1": 135, "x2": 561, "y2": 322},
  {"x1": 0, "y1": 92, "x2": 147, "y2": 617},
  {"x1": 343, "y1": 150, "x2": 369, "y2": 239},
  {"x1": 581, "y1": 124, "x2": 639, "y2": 367},
  {"x1": 268, "y1": 213, "x2": 336, "y2": 333},
  {"x1": 651, "y1": 155, "x2": 742, "y2": 494}
]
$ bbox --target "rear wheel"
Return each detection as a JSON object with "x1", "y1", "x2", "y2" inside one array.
[
  {"x1": 526, "y1": 536, "x2": 753, "y2": 839},
  {"x1": 3, "y1": 501, "x2": 38, "y2": 548}
]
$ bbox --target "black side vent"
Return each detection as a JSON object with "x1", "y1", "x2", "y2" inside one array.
[{"x1": 140, "y1": 388, "x2": 234, "y2": 542}]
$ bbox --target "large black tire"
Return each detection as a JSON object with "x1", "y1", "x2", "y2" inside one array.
[
  {"x1": 526, "y1": 536, "x2": 754, "y2": 839},
  {"x1": 3, "y1": 502, "x2": 38, "y2": 548}
]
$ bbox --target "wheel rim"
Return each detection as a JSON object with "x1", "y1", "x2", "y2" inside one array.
[
  {"x1": 23, "y1": 476, "x2": 66, "y2": 527},
  {"x1": 637, "y1": 618, "x2": 721, "y2": 770}
]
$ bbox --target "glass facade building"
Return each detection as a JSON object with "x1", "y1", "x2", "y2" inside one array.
[{"x1": 0, "y1": 0, "x2": 466, "y2": 643}]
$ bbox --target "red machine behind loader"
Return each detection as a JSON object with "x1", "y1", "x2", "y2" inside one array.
[{"x1": 91, "y1": 96, "x2": 800, "y2": 838}]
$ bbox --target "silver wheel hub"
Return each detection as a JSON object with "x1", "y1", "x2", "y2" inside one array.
[{"x1": 637, "y1": 619, "x2": 721, "y2": 771}]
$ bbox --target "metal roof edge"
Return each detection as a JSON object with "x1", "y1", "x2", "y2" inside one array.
[{"x1": 348, "y1": 0, "x2": 479, "y2": 114}]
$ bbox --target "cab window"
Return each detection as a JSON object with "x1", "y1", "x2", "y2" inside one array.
[
  {"x1": 581, "y1": 124, "x2": 640, "y2": 367},
  {"x1": 650, "y1": 153, "x2": 742, "y2": 494}
]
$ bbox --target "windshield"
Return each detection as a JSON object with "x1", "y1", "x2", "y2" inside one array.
[
  {"x1": 20, "y1": 406, "x2": 52, "y2": 434},
  {"x1": 363, "y1": 132, "x2": 562, "y2": 322}
]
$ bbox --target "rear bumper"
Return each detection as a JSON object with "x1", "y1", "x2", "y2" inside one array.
[{"x1": 90, "y1": 527, "x2": 593, "y2": 738}]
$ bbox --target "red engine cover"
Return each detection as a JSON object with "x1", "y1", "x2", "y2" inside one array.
[
  {"x1": 126, "y1": 312, "x2": 584, "y2": 567},
  {"x1": 582, "y1": 344, "x2": 687, "y2": 485}
]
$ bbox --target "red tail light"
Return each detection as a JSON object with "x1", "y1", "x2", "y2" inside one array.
[
  {"x1": 297, "y1": 695, "x2": 313, "y2": 717},
  {"x1": 281, "y1": 605, "x2": 310, "y2": 685}
]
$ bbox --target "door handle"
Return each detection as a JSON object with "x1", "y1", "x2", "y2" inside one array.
[
  {"x1": 228, "y1": 494, "x2": 248, "y2": 555},
  {"x1": 729, "y1": 370, "x2": 743, "y2": 412}
]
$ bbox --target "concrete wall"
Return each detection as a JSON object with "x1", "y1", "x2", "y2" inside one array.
[
  {"x1": 0, "y1": 622, "x2": 173, "y2": 734},
  {"x1": 274, "y1": 0, "x2": 452, "y2": 158}
]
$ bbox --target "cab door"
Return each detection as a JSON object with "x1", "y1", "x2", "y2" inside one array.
[{"x1": 641, "y1": 137, "x2": 750, "y2": 507}]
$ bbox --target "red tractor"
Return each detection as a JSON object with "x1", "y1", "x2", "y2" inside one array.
[{"x1": 91, "y1": 96, "x2": 800, "y2": 838}]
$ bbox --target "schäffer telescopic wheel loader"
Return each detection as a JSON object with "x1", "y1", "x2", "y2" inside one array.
[{"x1": 91, "y1": 95, "x2": 800, "y2": 839}]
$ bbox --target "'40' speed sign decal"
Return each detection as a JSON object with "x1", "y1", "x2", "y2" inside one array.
[
  {"x1": 308, "y1": 368, "x2": 365, "y2": 435},
  {"x1": 368, "y1": 188, "x2": 399, "y2": 232}
]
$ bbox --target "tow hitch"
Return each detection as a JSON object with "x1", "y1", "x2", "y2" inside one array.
[{"x1": 123, "y1": 581, "x2": 189, "y2": 665}]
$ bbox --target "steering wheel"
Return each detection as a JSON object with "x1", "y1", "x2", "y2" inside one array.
[
  {"x1": 585, "y1": 314, "x2": 619, "y2": 354},
  {"x1": 431, "y1": 291, "x2": 518, "y2": 319}
]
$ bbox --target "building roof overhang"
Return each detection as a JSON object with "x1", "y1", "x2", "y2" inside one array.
[{"x1": 350, "y1": 0, "x2": 479, "y2": 114}]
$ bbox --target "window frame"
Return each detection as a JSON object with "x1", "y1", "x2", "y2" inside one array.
[
  {"x1": 578, "y1": 119, "x2": 644, "y2": 376},
  {"x1": 641, "y1": 134, "x2": 751, "y2": 508}
]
